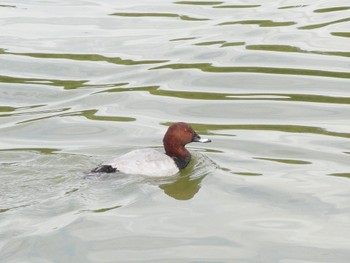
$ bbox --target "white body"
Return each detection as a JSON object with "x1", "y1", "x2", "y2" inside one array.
[{"x1": 104, "y1": 148, "x2": 180, "y2": 177}]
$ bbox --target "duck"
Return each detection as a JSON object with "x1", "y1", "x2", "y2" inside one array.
[{"x1": 91, "y1": 122, "x2": 211, "y2": 177}]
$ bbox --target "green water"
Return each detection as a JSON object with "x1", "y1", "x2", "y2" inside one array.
[{"x1": 1, "y1": 0, "x2": 350, "y2": 262}]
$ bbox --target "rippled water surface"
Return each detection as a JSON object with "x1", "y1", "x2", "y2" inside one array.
[{"x1": 1, "y1": 0, "x2": 350, "y2": 262}]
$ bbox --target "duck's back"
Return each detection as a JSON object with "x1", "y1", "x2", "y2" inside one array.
[{"x1": 105, "y1": 148, "x2": 179, "y2": 177}]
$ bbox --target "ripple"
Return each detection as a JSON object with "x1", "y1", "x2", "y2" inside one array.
[
  {"x1": 254, "y1": 157, "x2": 312, "y2": 165},
  {"x1": 97, "y1": 85, "x2": 350, "y2": 105},
  {"x1": 0, "y1": 204, "x2": 30, "y2": 214},
  {"x1": 152, "y1": 63, "x2": 350, "y2": 79},
  {"x1": 0, "y1": 74, "x2": 88, "y2": 90},
  {"x1": 2, "y1": 107, "x2": 69, "y2": 120},
  {"x1": 219, "y1": 20, "x2": 296, "y2": 27},
  {"x1": 81, "y1": 204, "x2": 122, "y2": 213},
  {"x1": 186, "y1": 40, "x2": 245, "y2": 47},
  {"x1": 278, "y1": 5, "x2": 308, "y2": 10},
  {"x1": 234, "y1": 172, "x2": 262, "y2": 176},
  {"x1": 2, "y1": 49, "x2": 168, "y2": 66},
  {"x1": 246, "y1": 44, "x2": 350, "y2": 58},
  {"x1": 171, "y1": 123, "x2": 350, "y2": 139},
  {"x1": 18, "y1": 109, "x2": 135, "y2": 125},
  {"x1": 0, "y1": 106, "x2": 16, "y2": 112},
  {"x1": 329, "y1": 173, "x2": 350, "y2": 179},
  {"x1": 174, "y1": 1, "x2": 223, "y2": 6},
  {"x1": 170, "y1": 37, "x2": 197, "y2": 41},
  {"x1": 299, "y1": 17, "x2": 350, "y2": 30},
  {"x1": 213, "y1": 5, "x2": 261, "y2": 9},
  {"x1": 111, "y1": 12, "x2": 209, "y2": 21},
  {"x1": 0, "y1": 74, "x2": 129, "y2": 90},
  {"x1": 221, "y1": 41, "x2": 245, "y2": 47},
  {"x1": 314, "y1": 6, "x2": 350, "y2": 13},
  {"x1": 195, "y1": 40, "x2": 226, "y2": 46},
  {"x1": 0, "y1": 4, "x2": 16, "y2": 8},
  {"x1": 0, "y1": 148, "x2": 59, "y2": 154},
  {"x1": 331, "y1": 32, "x2": 350, "y2": 38},
  {"x1": 74, "y1": 110, "x2": 135, "y2": 123},
  {"x1": 248, "y1": 218, "x2": 304, "y2": 229}
]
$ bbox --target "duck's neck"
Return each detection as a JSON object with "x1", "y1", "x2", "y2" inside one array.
[{"x1": 164, "y1": 141, "x2": 191, "y2": 170}]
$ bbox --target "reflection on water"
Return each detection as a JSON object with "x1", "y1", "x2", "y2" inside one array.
[
  {"x1": 175, "y1": 1, "x2": 224, "y2": 6},
  {"x1": 332, "y1": 32, "x2": 350, "y2": 38},
  {"x1": 254, "y1": 157, "x2": 312, "y2": 165},
  {"x1": 299, "y1": 17, "x2": 350, "y2": 30},
  {"x1": 314, "y1": 6, "x2": 350, "y2": 13},
  {"x1": 152, "y1": 63, "x2": 350, "y2": 79},
  {"x1": 0, "y1": 148, "x2": 59, "y2": 154},
  {"x1": 214, "y1": 4, "x2": 261, "y2": 9},
  {"x1": 1, "y1": 0, "x2": 350, "y2": 262},
  {"x1": 218, "y1": 20, "x2": 296, "y2": 27},
  {"x1": 159, "y1": 175, "x2": 204, "y2": 200},
  {"x1": 246, "y1": 44, "x2": 350, "y2": 58},
  {"x1": 18, "y1": 109, "x2": 136, "y2": 124},
  {"x1": 111, "y1": 12, "x2": 210, "y2": 21},
  {"x1": 330, "y1": 173, "x2": 350, "y2": 178},
  {"x1": 158, "y1": 153, "x2": 214, "y2": 200},
  {"x1": 3, "y1": 50, "x2": 168, "y2": 66},
  {"x1": 0, "y1": 74, "x2": 88, "y2": 89},
  {"x1": 81, "y1": 204, "x2": 122, "y2": 213}
]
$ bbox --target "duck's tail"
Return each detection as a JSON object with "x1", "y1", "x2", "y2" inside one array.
[{"x1": 91, "y1": 164, "x2": 117, "y2": 173}]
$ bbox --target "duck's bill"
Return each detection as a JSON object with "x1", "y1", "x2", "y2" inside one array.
[
  {"x1": 193, "y1": 133, "x2": 211, "y2": 143},
  {"x1": 197, "y1": 138, "x2": 211, "y2": 143}
]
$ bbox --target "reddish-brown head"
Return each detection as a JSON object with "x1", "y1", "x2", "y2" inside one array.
[
  {"x1": 163, "y1": 122, "x2": 195, "y2": 148},
  {"x1": 163, "y1": 122, "x2": 211, "y2": 162}
]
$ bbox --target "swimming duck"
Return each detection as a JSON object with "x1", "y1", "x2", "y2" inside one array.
[{"x1": 91, "y1": 122, "x2": 211, "y2": 176}]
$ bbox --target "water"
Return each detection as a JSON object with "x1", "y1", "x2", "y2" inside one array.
[{"x1": 1, "y1": 0, "x2": 350, "y2": 262}]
